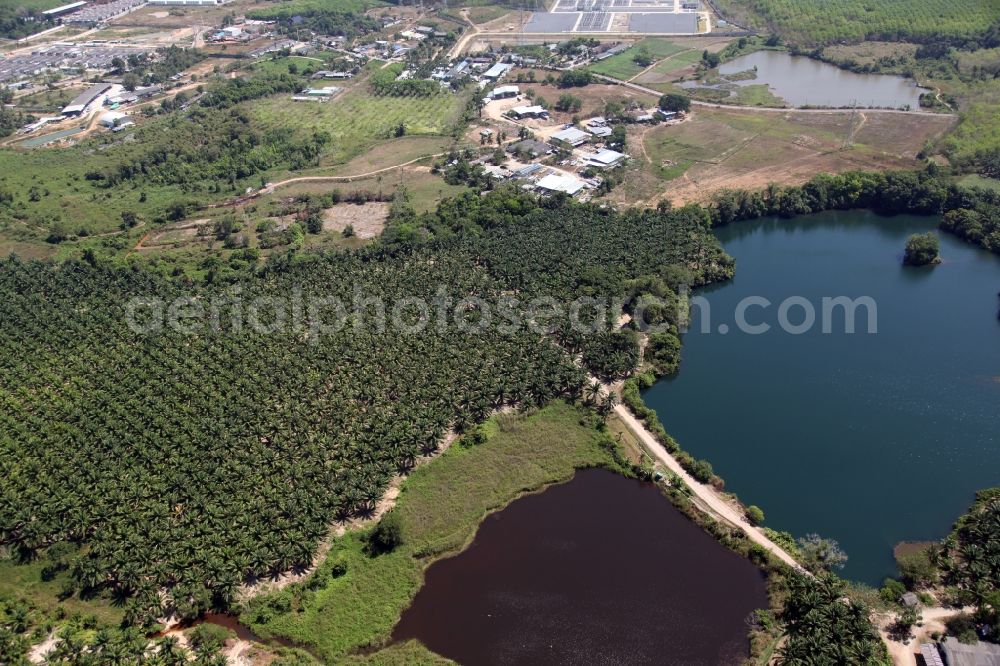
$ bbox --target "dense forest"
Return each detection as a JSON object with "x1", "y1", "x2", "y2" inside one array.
[
  {"x1": 938, "y1": 488, "x2": 1000, "y2": 641},
  {"x1": 246, "y1": 0, "x2": 378, "y2": 40},
  {"x1": 0, "y1": 190, "x2": 728, "y2": 624},
  {"x1": 0, "y1": 4, "x2": 50, "y2": 40},
  {"x1": 778, "y1": 574, "x2": 888, "y2": 663}
]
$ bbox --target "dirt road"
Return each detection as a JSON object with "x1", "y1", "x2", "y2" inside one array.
[
  {"x1": 613, "y1": 403, "x2": 806, "y2": 571},
  {"x1": 261, "y1": 152, "x2": 449, "y2": 193}
]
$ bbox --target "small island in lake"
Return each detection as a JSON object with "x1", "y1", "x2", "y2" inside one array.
[{"x1": 903, "y1": 232, "x2": 942, "y2": 266}]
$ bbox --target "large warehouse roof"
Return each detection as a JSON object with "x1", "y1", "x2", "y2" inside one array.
[
  {"x1": 536, "y1": 173, "x2": 586, "y2": 195},
  {"x1": 62, "y1": 83, "x2": 113, "y2": 115}
]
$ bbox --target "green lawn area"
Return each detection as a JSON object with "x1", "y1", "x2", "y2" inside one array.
[
  {"x1": 0, "y1": 0, "x2": 66, "y2": 11},
  {"x1": 588, "y1": 39, "x2": 688, "y2": 80},
  {"x1": 636, "y1": 49, "x2": 707, "y2": 83},
  {"x1": 251, "y1": 55, "x2": 326, "y2": 77},
  {"x1": 245, "y1": 0, "x2": 381, "y2": 17},
  {"x1": 0, "y1": 557, "x2": 125, "y2": 627},
  {"x1": 251, "y1": 88, "x2": 469, "y2": 167},
  {"x1": 442, "y1": 4, "x2": 510, "y2": 24},
  {"x1": 0, "y1": 145, "x2": 200, "y2": 238},
  {"x1": 731, "y1": 83, "x2": 786, "y2": 107},
  {"x1": 243, "y1": 401, "x2": 622, "y2": 663},
  {"x1": 958, "y1": 174, "x2": 1000, "y2": 193}
]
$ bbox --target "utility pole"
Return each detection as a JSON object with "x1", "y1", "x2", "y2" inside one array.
[{"x1": 842, "y1": 99, "x2": 858, "y2": 150}]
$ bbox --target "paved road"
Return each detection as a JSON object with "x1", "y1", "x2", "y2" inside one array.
[{"x1": 614, "y1": 403, "x2": 807, "y2": 571}]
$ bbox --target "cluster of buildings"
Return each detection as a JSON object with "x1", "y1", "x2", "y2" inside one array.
[
  {"x1": 64, "y1": 0, "x2": 147, "y2": 27},
  {"x1": 921, "y1": 637, "x2": 1000, "y2": 666},
  {"x1": 18, "y1": 79, "x2": 153, "y2": 134},
  {"x1": 248, "y1": 39, "x2": 310, "y2": 58},
  {"x1": 206, "y1": 20, "x2": 270, "y2": 44},
  {"x1": 430, "y1": 57, "x2": 513, "y2": 86},
  {"x1": 475, "y1": 121, "x2": 630, "y2": 199},
  {"x1": 291, "y1": 85, "x2": 342, "y2": 102},
  {"x1": 0, "y1": 42, "x2": 153, "y2": 85}
]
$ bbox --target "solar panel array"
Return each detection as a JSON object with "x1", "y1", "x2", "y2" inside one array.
[
  {"x1": 527, "y1": 0, "x2": 702, "y2": 33},
  {"x1": 578, "y1": 11, "x2": 612, "y2": 30}
]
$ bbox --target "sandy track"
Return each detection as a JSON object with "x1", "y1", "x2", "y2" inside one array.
[{"x1": 614, "y1": 403, "x2": 806, "y2": 571}]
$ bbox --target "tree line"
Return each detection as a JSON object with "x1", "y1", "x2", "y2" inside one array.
[{"x1": 708, "y1": 167, "x2": 1000, "y2": 254}]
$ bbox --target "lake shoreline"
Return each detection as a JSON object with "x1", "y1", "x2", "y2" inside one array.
[{"x1": 642, "y1": 210, "x2": 1000, "y2": 585}]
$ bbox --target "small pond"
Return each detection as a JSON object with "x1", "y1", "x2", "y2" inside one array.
[
  {"x1": 707, "y1": 50, "x2": 927, "y2": 109},
  {"x1": 392, "y1": 468, "x2": 768, "y2": 664}
]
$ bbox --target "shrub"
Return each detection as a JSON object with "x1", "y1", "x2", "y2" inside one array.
[
  {"x1": 187, "y1": 623, "x2": 232, "y2": 656},
  {"x1": 366, "y1": 511, "x2": 403, "y2": 556},
  {"x1": 746, "y1": 505, "x2": 765, "y2": 525},
  {"x1": 880, "y1": 577, "x2": 907, "y2": 604}
]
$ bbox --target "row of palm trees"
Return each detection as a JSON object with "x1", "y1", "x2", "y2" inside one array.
[{"x1": 0, "y1": 194, "x2": 727, "y2": 624}]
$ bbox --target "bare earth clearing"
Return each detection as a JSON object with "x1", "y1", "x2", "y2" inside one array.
[
  {"x1": 321, "y1": 202, "x2": 389, "y2": 239},
  {"x1": 613, "y1": 107, "x2": 956, "y2": 206}
]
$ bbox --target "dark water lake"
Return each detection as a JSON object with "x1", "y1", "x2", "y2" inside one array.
[
  {"x1": 392, "y1": 468, "x2": 768, "y2": 664},
  {"x1": 718, "y1": 51, "x2": 926, "y2": 108},
  {"x1": 643, "y1": 211, "x2": 1000, "y2": 584}
]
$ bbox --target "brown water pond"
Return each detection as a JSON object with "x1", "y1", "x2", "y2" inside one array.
[{"x1": 392, "y1": 468, "x2": 768, "y2": 665}]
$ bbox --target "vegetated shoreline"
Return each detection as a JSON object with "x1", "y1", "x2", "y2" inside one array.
[
  {"x1": 238, "y1": 402, "x2": 792, "y2": 664},
  {"x1": 239, "y1": 403, "x2": 630, "y2": 661}
]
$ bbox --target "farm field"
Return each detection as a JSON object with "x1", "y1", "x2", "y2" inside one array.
[
  {"x1": 111, "y1": 0, "x2": 274, "y2": 28},
  {"x1": 711, "y1": 0, "x2": 1000, "y2": 46},
  {"x1": 326, "y1": 135, "x2": 455, "y2": 176},
  {"x1": 612, "y1": 107, "x2": 956, "y2": 207},
  {"x1": 958, "y1": 174, "x2": 1000, "y2": 193},
  {"x1": 587, "y1": 38, "x2": 689, "y2": 80},
  {"x1": 0, "y1": 0, "x2": 64, "y2": 12},
  {"x1": 0, "y1": 145, "x2": 202, "y2": 238},
  {"x1": 244, "y1": 402, "x2": 621, "y2": 663},
  {"x1": 250, "y1": 88, "x2": 470, "y2": 167}
]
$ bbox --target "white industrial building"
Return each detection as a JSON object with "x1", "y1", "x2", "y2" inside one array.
[
  {"x1": 536, "y1": 173, "x2": 586, "y2": 196},
  {"x1": 481, "y1": 62, "x2": 513, "y2": 81},
  {"x1": 550, "y1": 126, "x2": 590, "y2": 146},
  {"x1": 489, "y1": 85, "x2": 519, "y2": 100},
  {"x1": 62, "y1": 82, "x2": 114, "y2": 115},
  {"x1": 508, "y1": 105, "x2": 548, "y2": 120},
  {"x1": 149, "y1": 0, "x2": 231, "y2": 5},
  {"x1": 41, "y1": 1, "x2": 87, "y2": 19},
  {"x1": 583, "y1": 148, "x2": 626, "y2": 169},
  {"x1": 98, "y1": 110, "x2": 132, "y2": 129}
]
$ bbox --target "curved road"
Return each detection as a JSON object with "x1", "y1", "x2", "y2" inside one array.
[{"x1": 614, "y1": 403, "x2": 807, "y2": 572}]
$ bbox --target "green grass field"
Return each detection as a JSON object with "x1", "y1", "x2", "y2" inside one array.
[
  {"x1": 959, "y1": 174, "x2": 1000, "y2": 193},
  {"x1": 467, "y1": 4, "x2": 510, "y2": 24},
  {"x1": 0, "y1": 556, "x2": 125, "y2": 627},
  {"x1": 588, "y1": 39, "x2": 688, "y2": 80},
  {"x1": 731, "y1": 83, "x2": 785, "y2": 106},
  {"x1": 245, "y1": 0, "x2": 381, "y2": 18},
  {"x1": 0, "y1": 0, "x2": 65, "y2": 11},
  {"x1": 251, "y1": 88, "x2": 469, "y2": 167},
  {"x1": 713, "y1": 0, "x2": 1000, "y2": 46},
  {"x1": 243, "y1": 402, "x2": 621, "y2": 663}
]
